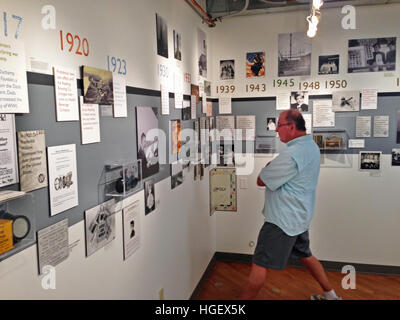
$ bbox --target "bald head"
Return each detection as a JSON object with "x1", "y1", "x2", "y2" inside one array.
[{"x1": 280, "y1": 109, "x2": 306, "y2": 132}]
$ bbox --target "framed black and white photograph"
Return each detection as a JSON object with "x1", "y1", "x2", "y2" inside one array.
[
  {"x1": 392, "y1": 149, "x2": 400, "y2": 166},
  {"x1": 359, "y1": 151, "x2": 381, "y2": 171},
  {"x1": 85, "y1": 199, "x2": 116, "y2": 257},
  {"x1": 182, "y1": 104, "x2": 191, "y2": 121},
  {"x1": 204, "y1": 80, "x2": 211, "y2": 96},
  {"x1": 278, "y1": 32, "x2": 312, "y2": 77},
  {"x1": 173, "y1": 30, "x2": 182, "y2": 61},
  {"x1": 266, "y1": 117, "x2": 276, "y2": 131},
  {"x1": 318, "y1": 55, "x2": 339, "y2": 75},
  {"x1": 136, "y1": 106, "x2": 159, "y2": 179},
  {"x1": 290, "y1": 91, "x2": 309, "y2": 112},
  {"x1": 144, "y1": 179, "x2": 155, "y2": 215},
  {"x1": 348, "y1": 37, "x2": 396, "y2": 73},
  {"x1": 83, "y1": 66, "x2": 114, "y2": 105},
  {"x1": 171, "y1": 161, "x2": 183, "y2": 189},
  {"x1": 332, "y1": 91, "x2": 360, "y2": 112},
  {"x1": 220, "y1": 59, "x2": 235, "y2": 80},
  {"x1": 156, "y1": 13, "x2": 168, "y2": 58},
  {"x1": 197, "y1": 28, "x2": 207, "y2": 77}
]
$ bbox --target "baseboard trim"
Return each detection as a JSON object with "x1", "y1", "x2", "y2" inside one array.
[{"x1": 189, "y1": 253, "x2": 217, "y2": 300}]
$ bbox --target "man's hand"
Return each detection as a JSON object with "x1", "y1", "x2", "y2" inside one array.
[{"x1": 257, "y1": 161, "x2": 271, "y2": 187}]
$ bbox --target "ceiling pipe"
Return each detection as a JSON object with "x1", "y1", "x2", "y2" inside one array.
[{"x1": 185, "y1": 0, "x2": 217, "y2": 27}]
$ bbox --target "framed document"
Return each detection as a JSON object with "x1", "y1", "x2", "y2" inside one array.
[{"x1": 209, "y1": 168, "x2": 237, "y2": 216}]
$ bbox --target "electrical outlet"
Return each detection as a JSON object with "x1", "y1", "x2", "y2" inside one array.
[{"x1": 159, "y1": 288, "x2": 165, "y2": 300}]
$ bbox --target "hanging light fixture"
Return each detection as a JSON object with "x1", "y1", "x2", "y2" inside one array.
[{"x1": 307, "y1": 0, "x2": 323, "y2": 38}]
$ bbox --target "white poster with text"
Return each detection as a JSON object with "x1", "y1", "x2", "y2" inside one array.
[{"x1": 54, "y1": 66, "x2": 79, "y2": 121}]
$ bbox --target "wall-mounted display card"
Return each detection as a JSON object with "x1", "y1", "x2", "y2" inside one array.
[
  {"x1": 204, "y1": 81, "x2": 211, "y2": 97},
  {"x1": 37, "y1": 219, "x2": 69, "y2": 274},
  {"x1": 236, "y1": 115, "x2": 256, "y2": 140},
  {"x1": 303, "y1": 113, "x2": 312, "y2": 134},
  {"x1": 356, "y1": 116, "x2": 371, "y2": 138},
  {"x1": 209, "y1": 168, "x2": 237, "y2": 216},
  {"x1": 218, "y1": 96, "x2": 232, "y2": 114},
  {"x1": 359, "y1": 151, "x2": 381, "y2": 171},
  {"x1": 0, "y1": 39, "x2": 29, "y2": 113},
  {"x1": 18, "y1": 130, "x2": 47, "y2": 192},
  {"x1": 361, "y1": 89, "x2": 378, "y2": 110},
  {"x1": 53, "y1": 66, "x2": 79, "y2": 121},
  {"x1": 373, "y1": 115, "x2": 389, "y2": 137},
  {"x1": 144, "y1": 179, "x2": 155, "y2": 215},
  {"x1": 122, "y1": 199, "x2": 141, "y2": 260},
  {"x1": 136, "y1": 107, "x2": 159, "y2": 179},
  {"x1": 348, "y1": 37, "x2": 396, "y2": 73},
  {"x1": 276, "y1": 92, "x2": 290, "y2": 110},
  {"x1": 290, "y1": 91, "x2": 309, "y2": 112},
  {"x1": 83, "y1": 66, "x2": 114, "y2": 105},
  {"x1": 156, "y1": 13, "x2": 168, "y2": 58},
  {"x1": 173, "y1": 30, "x2": 182, "y2": 61},
  {"x1": 246, "y1": 52, "x2": 265, "y2": 78},
  {"x1": 182, "y1": 100, "x2": 191, "y2": 121},
  {"x1": 312, "y1": 100, "x2": 335, "y2": 127},
  {"x1": 349, "y1": 139, "x2": 365, "y2": 149},
  {"x1": 191, "y1": 95, "x2": 197, "y2": 120},
  {"x1": 278, "y1": 32, "x2": 311, "y2": 77},
  {"x1": 202, "y1": 96, "x2": 207, "y2": 114},
  {"x1": 332, "y1": 91, "x2": 360, "y2": 112},
  {"x1": 206, "y1": 101, "x2": 213, "y2": 117},
  {"x1": 48, "y1": 144, "x2": 79, "y2": 216},
  {"x1": 197, "y1": 28, "x2": 207, "y2": 78},
  {"x1": 85, "y1": 199, "x2": 116, "y2": 257},
  {"x1": 171, "y1": 160, "x2": 183, "y2": 189},
  {"x1": 174, "y1": 70, "x2": 183, "y2": 109},
  {"x1": 0, "y1": 114, "x2": 18, "y2": 188},
  {"x1": 112, "y1": 73, "x2": 127, "y2": 118},
  {"x1": 161, "y1": 84, "x2": 170, "y2": 115},
  {"x1": 216, "y1": 116, "x2": 235, "y2": 140},
  {"x1": 220, "y1": 60, "x2": 235, "y2": 80},
  {"x1": 392, "y1": 149, "x2": 400, "y2": 166},
  {"x1": 100, "y1": 105, "x2": 113, "y2": 117},
  {"x1": 191, "y1": 85, "x2": 199, "y2": 104},
  {"x1": 79, "y1": 97, "x2": 100, "y2": 145},
  {"x1": 170, "y1": 120, "x2": 182, "y2": 155}
]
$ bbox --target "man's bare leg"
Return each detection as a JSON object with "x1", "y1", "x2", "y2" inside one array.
[
  {"x1": 239, "y1": 263, "x2": 268, "y2": 299},
  {"x1": 300, "y1": 255, "x2": 332, "y2": 292}
]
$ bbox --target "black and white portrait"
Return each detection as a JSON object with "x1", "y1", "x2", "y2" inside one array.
[
  {"x1": 290, "y1": 91, "x2": 309, "y2": 112},
  {"x1": 278, "y1": 32, "x2": 312, "y2": 77},
  {"x1": 220, "y1": 60, "x2": 235, "y2": 80},
  {"x1": 332, "y1": 91, "x2": 360, "y2": 112},
  {"x1": 198, "y1": 28, "x2": 207, "y2": 77},
  {"x1": 144, "y1": 179, "x2": 155, "y2": 215},
  {"x1": 318, "y1": 55, "x2": 339, "y2": 75},
  {"x1": 359, "y1": 152, "x2": 381, "y2": 170},
  {"x1": 392, "y1": 149, "x2": 400, "y2": 166},
  {"x1": 171, "y1": 161, "x2": 183, "y2": 189},
  {"x1": 204, "y1": 80, "x2": 211, "y2": 96},
  {"x1": 266, "y1": 117, "x2": 276, "y2": 131},
  {"x1": 348, "y1": 37, "x2": 396, "y2": 73},
  {"x1": 173, "y1": 30, "x2": 182, "y2": 61},
  {"x1": 83, "y1": 66, "x2": 114, "y2": 105},
  {"x1": 136, "y1": 106, "x2": 159, "y2": 179},
  {"x1": 156, "y1": 13, "x2": 168, "y2": 58}
]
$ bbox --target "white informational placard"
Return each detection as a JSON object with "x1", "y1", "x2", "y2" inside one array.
[
  {"x1": 312, "y1": 100, "x2": 335, "y2": 127},
  {"x1": 236, "y1": 115, "x2": 255, "y2": 140},
  {"x1": 216, "y1": 115, "x2": 235, "y2": 140},
  {"x1": 123, "y1": 199, "x2": 141, "y2": 260},
  {"x1": 202, "y1": 95, "x2": 207, "y2": 114},
  {"x1": 37, "y1": 219, "x2": 69, "y2": 274},
  {"x1": 356, "y1": 116, "x2": 371, "y2": 138},
  {"x1": 0, "y1": 39, "x2": 29, "y2": 113},
  {"x1": 303, "y1": 113, "x2": 312, "y2": 134},
  {"x1": 361, "y1": 89, "x2": 378, "y2": 110},
  {"x1": 0, "y1": 114, "x2": 18, "y2": 187},
  {"x1": 161, "y1": 84, "x2": 170, "y2": 115},
  {"x1": 174, "y1": 70, "x2": 183, "y2": 109},
  {"x1": 79, "y1": 96, "x2": 100, "y2": 144},
  {"x1": 373, "y1": 115, "x2": 389, "y2": 137},
  {"x1": 53, "y1": 66, "x2": 79, "y2": 121},
  {"x1": 191, "y1": 95, "x2": 196, "y2": 119},
  {"x1": 112, "y1": 73, "x2": 127, "y2": 118},
  {"x1": 48, "y1": 144, "x2": 79, "y2": 216},
  {"x1": 206, "y1": 101, "x2": 213, "y2": 117},
  {"x1": 18, "y1": 130, "x2": 48, "y2": 192},
  {"x1": 276, "y1": 92, "x2": 290, "y2": 110},
  {"x1": 218, "y1": 96, "x2": 232, "y2": 114},
  {"x1": 348, "y1": 139, "x2": 365, "y2": 148}
]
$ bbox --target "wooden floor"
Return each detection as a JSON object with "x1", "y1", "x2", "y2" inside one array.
[{"x1": 196, "y1": 261, "x2": 400, "y2": 300}]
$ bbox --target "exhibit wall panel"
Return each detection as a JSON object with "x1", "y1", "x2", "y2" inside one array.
[
  {"x1": 0, "y1": 173, "x2": 215, "y2": 299},
  {"x1": 210, "y1": 4, "x2": 400, "y2": 97}
]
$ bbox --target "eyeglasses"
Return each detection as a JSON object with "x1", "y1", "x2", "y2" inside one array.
[{"x1": 276, "y1": 122, "x2": 292, "y2": 129}]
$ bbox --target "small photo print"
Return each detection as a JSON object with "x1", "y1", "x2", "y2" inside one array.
[
  {"x1": 204, "y1": 80, "x2": 211, "y2": 96},
  {"x1": 359, "y1": 151, "x2": 381, "y2": 170},
  {"x1": 332, "y1": 91, "x2": 360, "y2": 112},
  {"x1": 173, "y1": 30, "x2": 182, "y2": 61},
  {"x1": 156, "y1": 14, "x2": 168, "y2": 58},
  {"x1": 83, "y1": 66, "x2": 114, "y2": 105},
  {"x1": 246, "y1": 52, "x2": 265, "y2": 78},
  {"x1": 266, "y1": 118, "x2": 276, "y2": 131},
  {"x1": 318, "y1": 55, "x2": 339, "y2": 75},
  {"x1": 392, "y1": 149, "x2": 400, "y2": 166},
  {"x1": 220, "y1": 59, "x2": 235, "y2": 80},
  {"x1": 144, "y1": 179, "x2": 155, "y2": 215},
  {"x1": 290, "y1": 91, "x2": 309, "y2": 112}
]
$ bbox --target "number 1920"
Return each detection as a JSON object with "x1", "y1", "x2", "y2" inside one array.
[{"x1": 59, "y1": 30, "x2": 89, "y2": 56}]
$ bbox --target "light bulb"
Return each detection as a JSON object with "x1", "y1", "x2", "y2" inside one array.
[
  {"x1": 307, "y1": 26, "x2": 317, "y2": 38},
  {"x1": 313, "y1": 0, "x2": 323, "y2": 10}
]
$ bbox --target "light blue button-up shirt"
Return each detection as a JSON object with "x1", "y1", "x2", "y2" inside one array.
[{"x1": 259, "y1": 134, "x2": 320, "y2": 236}]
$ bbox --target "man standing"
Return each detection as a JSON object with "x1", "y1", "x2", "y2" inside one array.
[{"x1": 240, "y1": 110, "x2": 340, "y2": 300}]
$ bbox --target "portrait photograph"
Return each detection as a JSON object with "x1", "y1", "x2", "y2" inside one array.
[
  {"x1": 173, "y1": 30, "x2": 182, "y2": 61},
  {"x1": 246, "y1": 51, "x2": 265, "y2": 78},
  {"x1": 318, "y1": 55, "x2": 339, "y2": 75},
  {"x1": 266, "y1": 117, "x2": 276, "y2": 131},
  {"x1": 204, "y1": 80, "x2": 211, "y2": 97},
  {"x1": 171, "y1": 161, "x2": 183, "y2": 189},
  {"x1": 278, "y1": 32, "x2": 311, "y2": 77},
  {"x1": 392, "y1": 149, "x2": 400, "y2": 166},
  {"x1": 156, "y1": 13, "x2": 168, "y2": 58},
  {"x1": 144, "y1": 179, "x2": 155, "y2": 215},
  {"x1": 220, "y1": 59, "x2": 235, "y2": 80},
  {"x1": 181, "y1": 104, "x2": 191, "y2": 121},
  {"x1": 332, "y1": 91, "x2": 360, "y2": 112},
  {"x1": 359, "y1": 151, "x2": 381, "y2": 170},
  {"x1": 290, "y1": 91, "x2": 309, "y2": 112},
  {"x1": 83, "y1": 66, "x2": 114, "y2": 105},
  {"x1": 136, "y1": 106, "x2": 159, "y2": 179},
  {"x1": 198, "y1": 28, "x2": 207, "y2": 77},
  {"x1": 348, "y1": 37, "x2": 396, "y2": 73}
]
